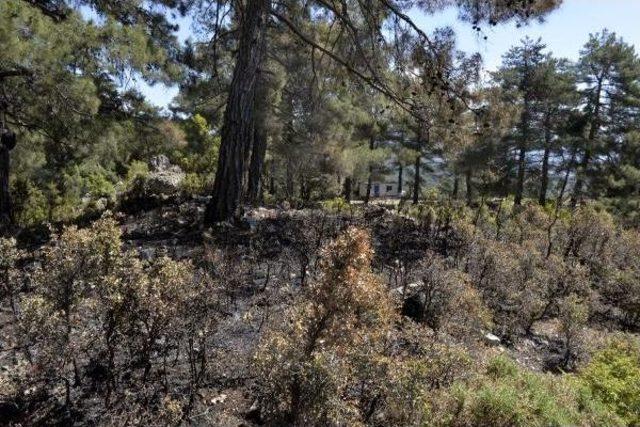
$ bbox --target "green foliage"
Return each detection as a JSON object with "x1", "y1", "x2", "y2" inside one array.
[
  {"x1": 125, "y1": 160, "x2": 150, "y2": 186},
  {"x1": 13, "y1": 180, "x2": 49, "y2": 226},
  {"x1": 428, "y1": 356, "x2": 623, "y2": 427},
  {"x1": 170, "y1": 117, "x2": 220, "y2": 195},
  {"x1": 321, "y1": 196, "x2": 349, "y2": 213},
  {"x1": 578, "y1": 338, "x2": 640, "y2": 425}
]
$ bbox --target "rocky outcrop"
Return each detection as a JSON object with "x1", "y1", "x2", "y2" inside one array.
[
  {"x1": 145, "y1": 155, "x2": 185, "y2": 196},
  {"x1": 120, "y1": 155, "x2": 186, "y2": 213}
]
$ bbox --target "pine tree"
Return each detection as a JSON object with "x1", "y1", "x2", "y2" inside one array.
[
  {"x1": 572, "y1": 30, "x2": 640, "y2": 207},
  {"x1": 493, "y1": 37, "x2": 549, "y2": 205}
]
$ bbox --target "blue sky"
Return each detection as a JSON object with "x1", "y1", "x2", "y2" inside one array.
[{"x1": 138, "y1": 0, "x2": 640, "y2": 109}]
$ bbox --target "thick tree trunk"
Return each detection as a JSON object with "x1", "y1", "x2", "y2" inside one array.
[
  {"x1": 343, "y1": 176, "x2": 352, "y2": 202},
  {"x1": 299, "y1": 175, "x2": 309, "y2": 202},
  {"x1": 412, "y1": 153, "x2": 420, "y2": 205},
  {"x1": 364, "y1": 175, "x2": 372, "y2": 205},
  {"x1": 248, "y1": 120, "x2": 267, "y2": 205},
  {"x1": 0, "y1": 144, "x2": 12, "y2": 227},
  {"x1": 204, "y1": 0, "x2": 269, "y2": 224},
  {"x1": 247, "y1": 75, "x2": 269, "y2": 206}
]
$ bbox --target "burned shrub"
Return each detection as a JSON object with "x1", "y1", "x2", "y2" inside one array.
[
  {"x1": 401, "y1": 252, "x2": 490, "y2": 338},
  {"x1": 254, "y1": 227, "x2": 396, "y2": 425},
  {"x1": 3, "y1": 216, "x2": 221, "y2": 424}
]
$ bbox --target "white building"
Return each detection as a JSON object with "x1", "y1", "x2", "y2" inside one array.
[{"x1": 358, "y1": 180, "x2": 405, "y2": 198}]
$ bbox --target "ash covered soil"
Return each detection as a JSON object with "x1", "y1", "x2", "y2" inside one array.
[{"x1": 0, "y1": 199, "x2": 618, "y2": 426}]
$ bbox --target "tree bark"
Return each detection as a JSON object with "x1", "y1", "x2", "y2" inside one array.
[
  {"x1": 248, "y1": 118, "x2": 267, "y2": 205},
  {"x1": 397, "y1": 163, "x2": 403, "y2": 196},
  {"x1": 205, "y1": 0, "x2": 269, "y2": 224},
  {"x1": 364, "y1": 175, "x2": 372, "y2": 205},
  {"x1": 299, "y1": 175, "x2": 309, "y2": 202},
  {"x1": 343, "y1": 176, "x2": 352, "y2": 202},
  {"x1": 452, "y1": 172, "x2": 459, "y2": 200},
  {"x1": 514, "y1": 144, "x2": 526, "y2": 205},
  {"x1": 248, "y1": 73, "x2": 269, "y2": 206},
  {"x1": 412, "y1": 153, "x2": 420, "y2": 205}
]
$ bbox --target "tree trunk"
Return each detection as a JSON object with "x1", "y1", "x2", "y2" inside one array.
[
  {"x1": 0, "y1": 143, "x2": 12, "y2": 227},
  {"x1": 364, "y1": 175, "x2": 372, "y2": 205},
  {"x1": 343, "y1": 176, "x2": 352, "y2": 202},
  {"x1": 269, "y1": 177, "x2": 275, "y2": 195},
  {"x1": 570, "y1": 149, "x2": 590, "y2": 208},
  {"x1": 571, "y1": 77, "x2": 603, "y2": 208},
  {"x1": 248, "y1": 119, "x2": 267, "y2": 205},
  {"x1": 299, "y1": 175, "x2": 309, "y2": 202},
  {"x1": 286, "y1": 159, "x2": 294, "y2": 198},
  {"x1": 412, "y1": 153, "x2": 420, "y2": 205},
  {"x1": 452, "y1": 172, "x2": 459, "y2": 200},
  {"x1": 539, "y1": 116, "x2": 552, "y2": 206},
  {"x1": 515, "y1": 93, "x2": 531, "y2": 206},
  {"x1": 397, "y1": 163, "x2": 403, "y2": 196},
  {"x1": 204, "y1": 0, "x2": 269, "y2": 224},
  {"x1": 413, "y1": 128, "x2": 428, "y2": 205},
  {"x1": 364, "y1": 135, "x2": 375, "y2": 205},
  {"x1": 514, "y1": 144, "x2": 526, "y2": 205},
  {"x1": 465, "y1": 169, "x2": 473, "y2": 206},
  {"x1": 247, "y1": 75, "x2": 269, "y2": 206}
]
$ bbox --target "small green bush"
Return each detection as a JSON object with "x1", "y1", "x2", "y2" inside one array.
[
  {"x1": 321, "y1": 196, "x2": 349, "y2": 213},
  {"x1": 578, "y1": 338, "x2": 640, "y2": 425},
  {"x1": 427, "y1": 355, "x2": 623, "y2": 427},
  {"x1": 13, "y1": 179, "x2": 49, "y2": 226},
  {"x1": 124, "y1": 160, "x2": 149, "y2": 186}
]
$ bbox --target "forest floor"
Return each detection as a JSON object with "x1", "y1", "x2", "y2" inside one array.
[
  {"x1": 112, "y1": 198, "x2": 603, "y2": 424},
  {"x1": 1, "y1": 197, "x2": 613, "y2": 426}
]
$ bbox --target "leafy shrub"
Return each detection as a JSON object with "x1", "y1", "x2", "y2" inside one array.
[
  {"x1": 254, "y1": 227, "x2": 396, "y2": 425},
  {"x1": 0, "y1": 237, "x2": 22, "y2": 315},
  {"x1": 427, "y1": 355, "x2": 622, "y2": 426},
  {"x1": 124, "y1": 160, "x2": 149, "y2": 186},
  {"x1": 181, "y1": 171, "x2": 209, "y2": 194},
  {"x1": 578, "y1": 338, "x2": 640, "y2": 425},
  {"x1": 12, "y1": 179, "x2": 49, "y2": 226},
  {"x1": 557, "y1": 294, "x2": 589, "y2": 369},
  {"x1": 403, "y1": 252, "x2": 491, "y2": 337},
  {"x1": 321, "y1": 196, "x2": 349, "y2": 213},
  {"x1": 4, "y1": 215, "x2": 221, "y2": 424}
]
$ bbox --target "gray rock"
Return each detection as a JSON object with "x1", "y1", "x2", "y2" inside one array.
[
  {"x1": 484, "y1": 333, "x2": 501, "y2": 346},
  {"x1": 149, "y1": 154, "x2": 172, "y2": 172},
  {"x1": 142, "y1": 156, "x2": 185, "y2": 196}
]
